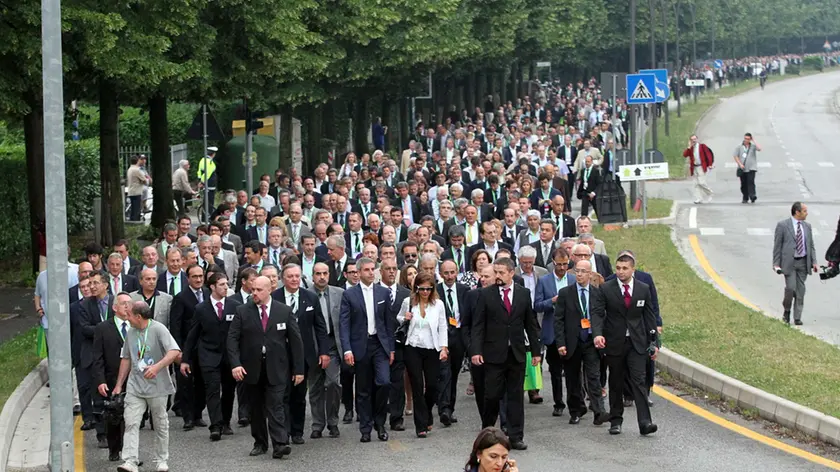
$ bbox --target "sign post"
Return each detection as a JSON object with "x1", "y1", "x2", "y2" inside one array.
[{"x1": 619, "y1": 161, "x2": 670, "y2": 227}]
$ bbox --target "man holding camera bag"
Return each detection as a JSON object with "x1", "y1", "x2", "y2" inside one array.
[{"x1": 733, "y1": 132, "x2": 761, "y2": 204}]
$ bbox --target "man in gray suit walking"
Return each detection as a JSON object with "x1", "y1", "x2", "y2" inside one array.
[
  {"x1": 309, "y1": 262, "x2": 344, "y2": 438},
  {"x1": 773, "y1": 202, "x2": 818, "y2": 325}
]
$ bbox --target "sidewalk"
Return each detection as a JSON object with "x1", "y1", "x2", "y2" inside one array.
[{"x1": 5, "y1": 385, "x2": 50, "y2": 472}]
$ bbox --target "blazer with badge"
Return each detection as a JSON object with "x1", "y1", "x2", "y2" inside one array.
[
  {"x1": 339, "y1": 284, "x2": 395, "y2": 359},
  {"x1": 271, "y1": 287, "x2": 330, "y2": 368},
  {"x1": 552, "y1": 282, "x2": 596, "y2": 358},
  {"x1": 436, "y1": 282, "x2": 468, "y2": 331},
  {"x1": 470, "y1": 284, "x2": 541, "y2": 364},
  {"x1": 591, "y1": 277, "x2": 658, "y2": 357},
  {"x1": 91, "y1": 317, "x2": 127, "y2": 391},
  {"x1": 227, "y1": 300, "x2": 305, "y2": 386},
  {"x1": 184, "y1": 296, "x2": 242, "y2": 369},
  {"x1": 535, "y1": 272, "x2": 576, "y2": 347},
  {"x1": 129, "y1": 290, "x2": 173, "y2": 330}
]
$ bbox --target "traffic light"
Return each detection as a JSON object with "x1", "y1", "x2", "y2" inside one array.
[{"x1": 245, "y1": 109, "x2": 264, "y2": 134}]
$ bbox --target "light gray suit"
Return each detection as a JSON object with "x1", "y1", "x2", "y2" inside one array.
[
  {"x1": 220, "y1": 248, "x2": 239, "y2": 285},
  {"x1": 308, "y1": 285, "x2": 344, "y2": 432},
  {"x1": 772, "y1": 217, "x2": 816, "y2": 321},
  {"x1": 129, "y1": 290, "x2": 173, "y2": 330},
  {"x1": 224, "y1": 233, "x2": 243, "y2": 256}
]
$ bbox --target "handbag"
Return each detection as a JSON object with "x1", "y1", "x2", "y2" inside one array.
[
  {"x1": 736, "y1": 167, "x2": 744, "y2": 178},
  {"x1": 394, "y1": 303, "x2": 412, "y2": 345}
]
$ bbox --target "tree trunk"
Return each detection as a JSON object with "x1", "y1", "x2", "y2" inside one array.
[
  {"x1": 322, "y1": 100, "x2": 336, "y2": 141},
  {"x1": 476, "y1": 72, "x2": 487, "y2": 112},
  {"x1": 380, "y1": 96, "x2": 391, "y2": 152},
  {"x1": 447, "y1": 77, "x2": 457, "y2": 114},
  {"x1": 148, "y1": 94, "x2": 175, "y2": 231},
  {"x1": 24, "y1": 101, "x2": 45, "y2": 275},
  {"x1": 518, "y1": 63, "x2": 526, "y2": 98},
  {"x1": 508, "y1": 62, "x2": 518, "y2": 102},
  {"x1": 352, "y1": 96, "x2": 368, "y2": 156},
  {"x1": 499, "y1": 70, "x2": 507, "y2": 105},
  {"x1": 279, "y1": 105, "x2": 293, "y2": 170},
  {"x1": 99, "y1": 80, "x2": 123, "y2": 246},
  {"x1": 466, "y1": 72, "x2": 476, "y2": 112},
  {"x1": 306, "y1": 105, "x2": 322, "y2": 175}
]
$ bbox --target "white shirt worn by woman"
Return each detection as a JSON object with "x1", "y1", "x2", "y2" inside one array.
[{"x1": 396, "y1": 297, "x2": 448, "y2": 351}]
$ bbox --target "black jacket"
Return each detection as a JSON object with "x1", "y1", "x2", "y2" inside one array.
[
  {"x1": 78, "y1": 296, "x2": 114, "y2": 369},
  {"x1": 470, "y1": 284, "x2": 541, "y2": 363},
  {"x1": 170, "y1": 286, "x2": 211, "y2": 354},
  {"x1": 91, "y1": 317, "x2": 127, "y2": 391},
  {"x1": 183, "y1": 297, "x2": 242, "y2": 369},
  {"x1": 271, "y1": 287, "x2": 330, "y2": 367},
  {"x1": 554, "y1": 284, "x2": 602, "y2": 358},
  {"x1": 591, "y1": 278, "x2": 658, "y2": 356}
]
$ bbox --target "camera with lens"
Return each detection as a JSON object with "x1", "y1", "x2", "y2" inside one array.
[
  {"x1": 101, "y1": 392, "x2": 126, "y2": 426},
  {"x1": 819, "y1": 263, "x2": 839, "y2": 281}
]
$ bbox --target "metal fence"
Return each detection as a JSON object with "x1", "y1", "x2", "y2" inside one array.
[{"x1": 119, "y1": 143, "x2": 189, "y2": 177}]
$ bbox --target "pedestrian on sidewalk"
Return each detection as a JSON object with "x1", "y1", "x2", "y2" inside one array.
[
  {"x1": 772, "y1": 202, "x2": 818, "y2": 325},
  {"x1": 733, "y1": 132, "x2": 761, "y2": 204},
  {"x1": 113, "y1": 300, "x2": 181, "y2": 472},
  {"x1": 682, "y1": 135, "x2": 714, "y2": 204}
]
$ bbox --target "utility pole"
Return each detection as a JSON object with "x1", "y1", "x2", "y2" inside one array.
[
  {"x1": 629, "y1": 0, "x2": 638, "y2": 204},
  {"x1": 42, "y1": 0, "x2": 74, "y2": 469},
  {"x1": 691, "y1": 3, "x2": 697, "y2": 65},
  {"x1": 650, "y1": 0, "x2": 658, "y2": 149},
  {"x1": 201, "y1": 104, "x2": 209, "y2": 219},
  {"x1": 662, "y1": 0, "x2": 670, "y2": 136},
  {"x1": 675, "y1": 0, "x2": 682, "y2": 117}
]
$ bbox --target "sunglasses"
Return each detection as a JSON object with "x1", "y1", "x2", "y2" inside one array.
[
  {"x1": 404, "y1": 254, "x2": 418, "y2": 259},
  {"x1": 417, "y1": 287, "x2": 434, "y2": 292}
]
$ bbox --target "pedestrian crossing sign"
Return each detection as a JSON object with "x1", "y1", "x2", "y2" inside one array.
[{"x1": 626, "y1": 73, "x2": 656, "y2": 104}]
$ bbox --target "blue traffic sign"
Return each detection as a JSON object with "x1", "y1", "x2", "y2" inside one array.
[
  {"x1": 714, "y1": 59, "x2": 724, "y2": 69},
  {"x1": 639, "y1": 69, "x2": 670, "y2": 103},
  {"x1": 626, "y1": 73, "x2": 656, "y2": 104}
]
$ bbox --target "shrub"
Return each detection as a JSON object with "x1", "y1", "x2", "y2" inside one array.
[{"x1": 803, "y1": 55, "x2": 824, "y2": 71}]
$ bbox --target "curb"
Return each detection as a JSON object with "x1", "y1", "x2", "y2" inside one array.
[
  {"x1": 656, "y1": 347, "x2": 840, "y2": 447},
  {"x1": 0, "y1": 359, "x2": 48, "y2": 472}
]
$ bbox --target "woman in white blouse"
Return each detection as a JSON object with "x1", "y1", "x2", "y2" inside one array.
[{"x1": 396, "y1": 272, "x2": 449, "y2": 438}]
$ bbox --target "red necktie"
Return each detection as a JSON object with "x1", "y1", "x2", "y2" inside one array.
[
  {"x1": 260, "y1": 304, "x2": 269, "y2": 331},
  {"x1": 216, "y1": 302, "x2": 224, "y2": 320},
  {"x1": 502, "y1": 288, "x2": 512, "y2": 315},
  {"x1": 623, "y1": 284, "x2": 631, "y2": 309}
]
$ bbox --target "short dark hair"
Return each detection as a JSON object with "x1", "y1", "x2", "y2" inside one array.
[
  {"x1": 616, "y1": 254, "x2": 636, "y2": 267},
  {"x1": 400, "y1": 241, "x2": 418, "y2": 255},
  {"x1": 493, "y1": 257, "x2": 515, "y2": 272},
  {"x1": 113, "y1": 239, "x2": 129, "y2": 249},
  {"x1": 791, "y1": 201, "x2": 803, "y2": 216},
  {"x1": 208, "y1": 272, "x2": 228, "y2": 286},
  {"x1": 244, "y1": 240, "x2": 261, "y2": 254},
  {"x1": 83, "y1": 242, "x2": 104, "y2": 256}
]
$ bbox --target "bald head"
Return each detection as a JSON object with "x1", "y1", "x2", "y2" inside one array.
[{"x1": 251, "y1": 276, "x2": 271, "y2": 305}]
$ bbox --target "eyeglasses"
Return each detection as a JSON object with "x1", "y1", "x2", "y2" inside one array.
[
  {"x1": 573, "y1": 253, "x2": 589, "y2": 257},
  {"x1": 403, "y1": 254, "x2": 418, "y2": 259},
  {"x1": 417, "y1": 287, "x2": 434, "y2": 292}
]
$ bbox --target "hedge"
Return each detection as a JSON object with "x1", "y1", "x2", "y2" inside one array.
[{"x1": 0, "y1": 139, "x2": 101, "y2": 260}]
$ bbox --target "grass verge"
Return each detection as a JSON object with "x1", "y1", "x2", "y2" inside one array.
[
  {"x1": 0, "y1": 328, "x2": 42, "y2": 411},
  {"x1": 594, "y1": 224, "x2": 840, "y2": 419},
  {"x1": 626, "y1": 197, "x2": 672, "y2": 220}
]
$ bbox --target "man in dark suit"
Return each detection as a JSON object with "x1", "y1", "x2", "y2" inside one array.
[
  {"x1": 309, "y1": 263, "x2": 345, "y2": 438},
  {"x1": 181, "y1": 272, "x2": 242, "y2": 441},
  {"x1": 534, "y1": 248, "x2": 575, "y2": 417},
  {"x1": 170, "y1": 264, "x2": 210, "y2": 430},
  {"x1": 592, "y1": 254, "x2": 659, "y2": 436},
  {"x1": 325, "y1": 235, "x2": 350, "y2": 288},
  {"x1": 227, "y1": 276, "x2": 305, "y2": 459},
  {"x1": 529, "y1": 220, "x2": 559, "y2": 269},
  {"x1": 338, "y1": 257, "x2": 395, "y2": 443},
  {"x1": 500, "y1": 209, "x2": 525, "y2": 248},
  {"x1": 69, "y1": 276, "x2": 90, "y2": 426},
  {"x1": 440, "y1": 227, "x2": 469, "y2": 275},
  {"x1": 467, "y1": 222, "x2": 514, "y2": 264},
  {"x1": 577, "y1": 156, "x2": 602, "y2": 217},
  {"x1": 113, "y1": 240, "x2": 141, "y2": 276},
  {"x1": 470, "y1": 257, "x2": 541, "y2": 450},
  {"x1": 391, "y1": 182, "x2": 425, "y2": 226},
  {"x1": 91, "y1": 291, "x2": 131, "y2": 461},
  {"x1": 156, "y1": 247, "x2": 188, "y2": 296},
  {"x1": 530, "y1": 173, "x2": 564, "y2": 217},
  {"x1": 271, "y1": 264, "x2": 330, "y2": 444},
  {"x1": 105, "y1": 253, "x2": 140, "y2": 295},
  {"x1": 548, "y1": 196, "x2": 577, "y2": 240},
  {"x1": 436, "y1": 260, "x2": 469, "y2": 425},
  {"x1": 78, "y1": 272, "x2": 113, "y2": 441},
  {"x1": 377, "y1": 258, "x2": 411, "y2": 431}
]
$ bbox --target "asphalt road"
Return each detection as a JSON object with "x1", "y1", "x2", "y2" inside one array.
[
  {"x1": 651, "y1": 71, "x2": 840, "y2": 345},
  {"x1": 82, "y1": 376, "x2": 835, "y2": 472}
]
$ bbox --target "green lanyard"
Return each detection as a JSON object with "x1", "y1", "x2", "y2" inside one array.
[
  {"x1": 137, "y1": 320, "x2": 153, "y2": 359},
  {"x1": 584, "y1": 167, "x2": 591, "y2": 181},
  {"x1": 579, "y1": 288, "x2": 588, "y2": 319}
]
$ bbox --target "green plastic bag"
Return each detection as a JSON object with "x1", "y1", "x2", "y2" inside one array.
[
  {"x1": 523, "y1": 352, "x2": 543, "y2": 390},
  {"x1": 35, "y1": 325, "x2": 48, "y2": 358}
]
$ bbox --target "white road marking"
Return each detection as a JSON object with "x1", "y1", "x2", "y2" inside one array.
[
  {"x1": 747, "y1": 228, "x2": 772, "y2": 236},
  {"x1": 817, "y1": 162, "x2": 835, "y2": 168},
  {"x1": 689, "y1": 207, "x2": 697, "y2": 229},
  {"x1": 787, "y1": 162, "x2": 802, "y2": 168},
  {"x1": 699, "y1": 227, "x2": 725, "y2": 236}
]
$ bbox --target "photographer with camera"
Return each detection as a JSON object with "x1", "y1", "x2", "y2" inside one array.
[
  {"x1": 821, "y1": 216, "x2": 840, "y2": 281},
  {"x1": 92, "y1": 292, "x2": 133, "y2": 462},
  {"x1": 773, "y1": 202, "x2": 819, "y2": 325}
]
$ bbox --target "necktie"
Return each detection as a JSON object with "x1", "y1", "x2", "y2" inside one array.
[
  {"x1": 259, "y1": 226, "x2": 264, "y2": 242},
  {"x1": 292, "y1": 225, "x2": 299, "y2": 242},
  {"x1": 502, "y1": 288, "x2": 512, "y2": 315},
  {"x1": 168, "y1": 276, "x2": 175, "y2": 295},
  {"x1": 121, "y1": 321, "x2": 128, "y2": 340},
  {"x1": 273, "y1": 249, "x2": 279, "y2": 266},
  {"x1": 795, "y1": 222, "x2": 804, "y2": 256},
  {"x1": 319, "y1": 292, "x2": 330, "y2": 335},
  {"x1": 260, "y1": 304, "x2": 269, "y2": 331},
  {"x1": 216, "y1": 301, "x2": 224, "y2": 320},
  {"x1": 355, "y1": 233, "x2": 361, "y2": 254},
  {"x1": 389, "y1": 287, "x2": 395, "y2": 303},
  {"x1": 544, "y1": 244, "x2": 550, "y2": 264},
  {"x1": 447, "y1": 288, "x2": 455, "y2": 313},
  {"x1": 554, "y1": 216, "x2": 561, "y2": 240},
  {"x1": 467, "y1": 225, "x2": 473, "y2": 244},
  {"x1": 196, "y1": 290, "x2": 203, "y2": 304},
  {"x1": 580, "y1": 288, "x2": 590, "y2": 343},
  {"x1": 112, "y1": 276, "x2": 119, "y2": 293},
  {"x1": 403, "y1": 199, "x2": 411, "y2": 226},
  {"x1": 456, "y1": 249, "x2": 463, "y2": 273},
  {"x1": 623, "y1": 284, "x2": 632, "y2": 309},
  {"x1": 289, "y1": 294, "x2": 297, "y2": 316}
]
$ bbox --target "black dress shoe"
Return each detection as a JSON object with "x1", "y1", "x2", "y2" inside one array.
[
  {"x1": 73, "y1": 405, "x2": 81, "y2": 416},
  {"x1": 343, "y1": 410, "x2": 354, "y2": 424},
  {"x1": 609, "y1": 424, "x2": 622, "y2": 435},
  {"x1": 310, "y1": 430, "x2": 323, "y2": 439},
  {"x1": 569, "y1": 415, "x2": 581, "y2": 425},
  {"x1": 390, "y1": 422, "x2": 405, "y2": 431},
  {"x1": 510, "y1": 440, "x2": 528, "y2": 450},
  {"x1": 376, "y1": 427, "x2": 389, "y2": 442},
  {"x1": 623, "y1": 399, "x2": 634, "y2": 408},
  {"x1": 172, "y1": 408, "x2": 183, "y2": 418},
  {"x1": 783, "y1": 311, "x2": 791, "y2": 324},
  {"x1": 195, "y1": 419, "x2": 208, "y2": 427},
  {"x1": 222, "y1": 425, "x2": 234, "y2": 435},
  {"x1": 80, "y1": 421, "x2": 95, "y2": 431},
  {"x1": 249, "y1": 447, "x2": 267, "y2": 456},
  {"x1": 183, "y1": 421, "x2": 195, "y2": 431},
  {"x1": 640, "y1": 422, "x2": 658, "y2": 436},
  {"x1": 97, "y1": 436, "x2": 108, "y2": 449},
  {"x1": 552, "y1": 407, "x2": 564, "y2": 417},
  {"x1": 360, "y1": 433, "x2": 371, "y2": 443},
  {"x1": 794, "y1": 320, "x2": 803, "y2": 326},
  {"x1": 593, "y1": 412, "x2": 608, "y2": 426},
  {"x1": 328, "y1": 426, "x2": 340, "y2": 438},
  {"x1": 291, "y1": 435, "x2": 305, "y2": 445},
  {"x1": 440, "y1": 412, "x2": 452, "y2": 426},
  {"x1": 108, "y1": 452, "x2": 120, "y2": 462},
  {"x1": 210, "y1": 430, "x2": 221, "y2": 441},
  {"x1": 272, "y1": 445, "x2": 291, "y2": 459},
  {"x1": 238, "y1": 418, "x2": 250, "y2": 427},
  {"x1": 450, "y1": 414, "x2": 458, "y2": 423}
]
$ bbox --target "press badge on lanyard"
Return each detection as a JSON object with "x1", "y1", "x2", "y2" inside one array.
[{"x1": 137, "y1": 320, "x2": 154, "y2": 372}]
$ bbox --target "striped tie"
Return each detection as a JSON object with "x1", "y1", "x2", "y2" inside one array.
[{"x1": 795, "y1": 222, "x2": 804, "y2": 256}]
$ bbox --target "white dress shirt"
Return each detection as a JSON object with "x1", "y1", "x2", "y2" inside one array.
[
  {"x1": 360, "y1": 282, "x2": 376, "y2": 336},
  {"x1": 441, "y1": 283, "x2": 460, "y2": 327},
  {"x1": 285, "y1": 289, "x2": 299, "y2": 314},
  {"x1": 520, "y1": 271, "x2": 537, "y2": 307}
]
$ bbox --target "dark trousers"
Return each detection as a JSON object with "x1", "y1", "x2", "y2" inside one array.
[
  {"x1": 202, "y1": 364, "x2": 236, "y2": 430},
  {"x1": 341, "y1": 363, "x2": 355, "y2": 414},
  {"x1": 437, "y1": 328, "x2": 465, "y2": 416},
  {"x1": 388, "y1": 345, "x2": 406, "y2": 427},
  {"x1": 404, "y1": 345, "x2": 440, "y2": 434},
  {"x1": 248, "y1": 359, "x2": 289, "y2": 450},
  {"x1": 173, "y1": 190, "x2": 187, "y2": 214},
  {"x1": 482, "y1": 349, "x2": 526, "y2": 442},
  {"x1": 544, "y1": 343, "x2": 566, "y2": 410},
  {"x1": 354, "y1": 336, "x2": 390, "y2": 434},
  {"x1": 739, "y1": 170, "x2": 757, "y2": 202},
  {"x1": 176, "y1": 366, "x2": 206, "y2": 422},
  {"x1": 565, "y1": 173, "x2": 576, "y2": 212},
  {"x1": 605, "y1": 338, "x2": 653, "y2": 429},
  {"x1": 284, "y1": 366, "x2": 309, "y2": 437},
  {"x1": 581, "y1": 195, "x2": 597, "y2": 218},
  {"x1": 128, "y1": 195, "x2": 141, "y2": 221},
  {"x1": 565, "y1": 340, "x2": 605, "y2": 416},
  {"x1": 471, "y1": 363, "x2": 507, "y2": 428},
  {"x1": 77, "y1": 365, "x2": 95, "y2": 423},
  {"x1": 237, "y1": 382, "x2": 250, "y2": 421}
]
